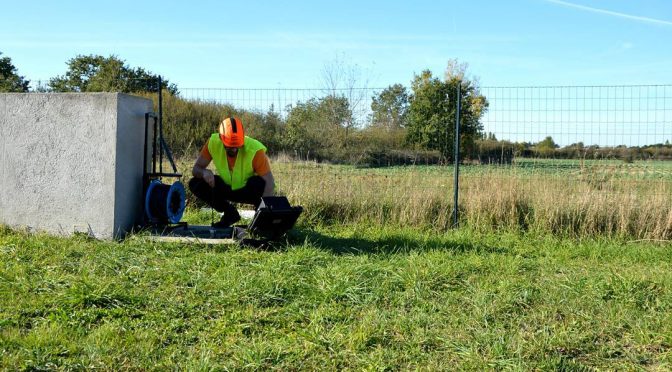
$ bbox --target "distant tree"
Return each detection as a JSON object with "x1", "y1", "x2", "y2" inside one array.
[
  {"x1": 283, "y1": 100, "x2": 321, "y2": 159},
  {"x1": 406, "y1": 70, "x2": 450, "y2": 158},
  {"x1": 514, "y1": 142, "x2": 533, "y2": 157},
  {"x1": 242, "y1": 106, "x2": 284, "y2": 155},
  {"x1": 0, "y1": 52, "x2": 30, "y2": 92},
  {"x1": 319, "y1": 95, "x2": 352, "y2": 133},
  {"x1": 535, "y1": 136, "x2": 559, "y2": 158},
  {"x1": 49, "y1": 55, "x2": 178, "y2": 94},
  {"x1": 321, "y1": 54, "x2": 369, "y2": 146},
  {"x1": 283, "y1": 96, "x2": 353, "y2": 159},
  {"x1": 472, "y1": 138, "x2": 515, "y2": 164},
  {"x1": 406, "y1": 60, "x2": 488, "y2": 162},
  {"x1": 370, "y1": 84, "x2": 409, "y2": 130}
]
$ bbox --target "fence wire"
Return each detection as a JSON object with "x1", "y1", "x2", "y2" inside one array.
[
  {"x1": 28, "y1": 81, "x2": 672, "y2": 235},
  {"x1": 477, "y1": 85, "x2": 672, "y2": 193},
  {"x1": 480, "y1": 85, "x2": 671, "y2": 148},
  {"x1": 179, "y1": 87, "x2": 377, "y2": 127},
  {"x1": 198, "y1": 77, "x2": 665, "y2": 228}
]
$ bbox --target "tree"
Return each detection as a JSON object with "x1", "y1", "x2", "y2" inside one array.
[
  {"x1": 241, "y1": 106, "x2": 284, "y2": 155},
  {"x1": 283, "y1": 100, "x2": 321, "y2": 159},
  {"x1": 49, "y1": 55, "x2": 178, "y2": 94},
  {"x1": 535, "y1": 136, "x2": 559, "y2": 158},
  {"x1": 0, "y1": 52, "x2": 30, "y2": 92},
  {"x1": 283, "y1": 96, "x2": 353, "y2": 159},
  {"x1": 321, "y1": 54, "x2": 369, "y2": 147},
  {"x1": 370, "y1": 84, "x2": 409, "y2": 131},
  {"x1": 319, "y1": 95, "x2": 352, "y2": 136},
  {"x1": 406, "y1": 61, "x2": 488, "y2": 162}
]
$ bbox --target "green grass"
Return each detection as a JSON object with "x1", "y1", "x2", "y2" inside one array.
[
  {"x1": 2, "y1": 222, "x2": 671, "y2": 370},
  {"x1": 3, "y1": 159, "x2": 670, "y2": 369}
]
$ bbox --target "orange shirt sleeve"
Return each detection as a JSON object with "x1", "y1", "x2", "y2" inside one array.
[
  {"x1": 252, "y1": 150, "x2": 271, "y2": 176},
  {"x1": 200, "y1": 139, "x2": 212, "y2": 161}
]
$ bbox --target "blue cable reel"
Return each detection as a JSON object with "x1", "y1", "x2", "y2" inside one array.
[{"x1": 145, "y1": 179, "x2": 186, "y2": 224}]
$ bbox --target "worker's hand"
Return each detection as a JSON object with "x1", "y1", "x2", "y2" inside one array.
[{"x1": 202, "y1": 169, "x2": 215, "y2": 188}]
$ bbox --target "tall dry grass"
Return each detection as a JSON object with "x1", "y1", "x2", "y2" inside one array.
[
  {"x1": 270, "y1": 161, "x2": 672, "y2": 240},
  {"x1": 172, "y1": 156, "x2": 671, "y2": 239},
  {"x1": 463, "y1": 175, "x2": 672, "y2": 239}
]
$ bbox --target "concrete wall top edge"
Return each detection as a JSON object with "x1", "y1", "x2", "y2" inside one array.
[{"x1": 0, "y1": 92, "x2": 152, "y2": 101}]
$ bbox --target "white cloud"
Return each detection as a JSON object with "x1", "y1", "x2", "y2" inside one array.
[{"x1": 543, "y1": 0, "x2": 672, "y2": 26}]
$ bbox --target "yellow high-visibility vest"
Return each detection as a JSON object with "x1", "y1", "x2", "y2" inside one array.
[{"x1": 208, "y1": 134, "x2": 266, "y2": 190}]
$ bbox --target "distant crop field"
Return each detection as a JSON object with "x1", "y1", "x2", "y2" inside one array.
[
  {"x1": 511, "y1": 158, "x2": 672, "y2": 179},
  {"x1": 270, "y1": 158, "x2": 672, "y2": 178}
]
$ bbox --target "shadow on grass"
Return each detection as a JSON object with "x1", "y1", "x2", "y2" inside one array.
[{"x1": 285, "y1": 226, "x2": 509, "y2": 255}]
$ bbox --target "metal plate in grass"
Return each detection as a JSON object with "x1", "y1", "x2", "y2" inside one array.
[{"x1": 147, "y1": 224, "x2": 237, "y2": 244}]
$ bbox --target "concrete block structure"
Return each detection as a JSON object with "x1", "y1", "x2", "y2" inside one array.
[{"x1": 0, "y1": 93, "x2": 153, "y2": 239}]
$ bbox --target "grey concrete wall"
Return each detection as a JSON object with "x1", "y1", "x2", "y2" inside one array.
[
  {"x1": 0, "y1": 93, "x2": 152, "y2": 239},
  {"x1": 113, "y1": 94, "x2": 154, "y2": 238}
]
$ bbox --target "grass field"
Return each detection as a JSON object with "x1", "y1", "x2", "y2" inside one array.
[
  {"x1": 2, "y1": 221, "x2": 672, "y2": 370},
  {"x1": 2, "y1": 159, "x2": 671, "y2": 369}
]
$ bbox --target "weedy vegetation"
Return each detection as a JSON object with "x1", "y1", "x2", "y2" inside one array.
[{"x1": 270, "y1": 159, "x2": 672, "y2": 240}]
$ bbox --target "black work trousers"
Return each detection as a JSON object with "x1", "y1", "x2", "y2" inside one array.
[{"x1": 189, "y1": 175, "x2": 265, "y2": 216}]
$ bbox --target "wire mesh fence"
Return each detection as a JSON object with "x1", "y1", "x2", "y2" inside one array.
[
  {"x1": 179, "y1": 87, "x2": 376, "y2": 127},
  {"x1": 174, "y1": 83, "x2": 672, "y2": 237},
  {"x1": 477, "y1": 85, "x2": 672, "y2": 194},
  {"x1": 481, "y1": 85, "x2": 671, "y2": 148},
  {"x1": 26, "y1": 80, "x2": 672, "y2": 237},
  {"x1": 174, "y1": 84, "x2": 672, "y2": 158},
  {"x1": 470, "y1": 85, "x2": 672, "y2": 237}
]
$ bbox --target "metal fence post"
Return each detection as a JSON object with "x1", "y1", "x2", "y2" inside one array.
[
  {"x1": 158, "y1": 76, "x2": 163, "y2": 174},
  {"x1": 453, "y1": 82, "x2": 461, "y2": 228}
]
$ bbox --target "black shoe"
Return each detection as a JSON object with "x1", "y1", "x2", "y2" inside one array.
[{"x1": 212, "y1": 211, "x2": 241, "y2": 228}]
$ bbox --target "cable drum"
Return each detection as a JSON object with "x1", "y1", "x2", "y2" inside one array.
[{"x1": 145, "y1": 180, "x2": 186, "y2": 224}]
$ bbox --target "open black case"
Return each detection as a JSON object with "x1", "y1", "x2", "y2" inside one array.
[
  {"x1": 150, "y1": 195, "x2": 303, "y2": 246},
  {"x1": 243, "y1": 196, "x2": 304, "y2": 240}
]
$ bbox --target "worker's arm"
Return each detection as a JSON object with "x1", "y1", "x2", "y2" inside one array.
[
  {"x1": 261, "y1": 172, "x2": 275, "y2": 197},
  {"x1": 253, "y1": 150, "x2": 275, "y2": 197},
  {"x1": 192, "y1": 155, "x2": 215, "y2": 187}
]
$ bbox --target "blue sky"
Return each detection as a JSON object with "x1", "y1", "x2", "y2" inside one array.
[{"x1": 1, "y1": 0, "x2": 671, "y2": 89}]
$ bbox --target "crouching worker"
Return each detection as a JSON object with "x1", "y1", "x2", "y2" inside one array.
[{"x1": 189, "y1": 117, "x2": 275, "y2": 227}]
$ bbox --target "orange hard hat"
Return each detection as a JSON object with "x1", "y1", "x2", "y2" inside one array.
[{"x1": 219, "y1": 117, "x2": 245, "y2": 147}]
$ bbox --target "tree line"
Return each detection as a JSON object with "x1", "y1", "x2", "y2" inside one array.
[
  {"x1": 2, "y1": 52, "x2": 670, "y2": 165},
  {"x1": 474, "y1": 136, "x2": 672, "y2": 164}
]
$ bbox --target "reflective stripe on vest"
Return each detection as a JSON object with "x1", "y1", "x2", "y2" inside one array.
[{"x1": 208, "y1": 134, "x2": 267, "y2": 190}]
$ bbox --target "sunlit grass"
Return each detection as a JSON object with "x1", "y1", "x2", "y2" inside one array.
[{"x1": 1, "y1": 224, "x2": 671, "y2": 369}]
